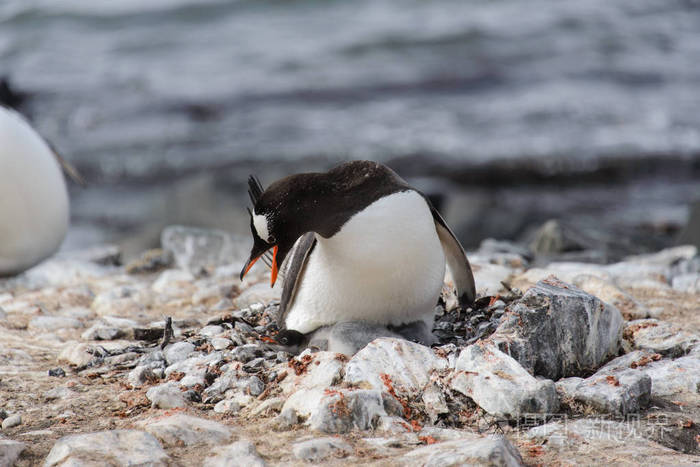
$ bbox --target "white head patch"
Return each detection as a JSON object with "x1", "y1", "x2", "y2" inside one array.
[{"x1": 253, "y1": 213, "x2": 272, "y2": 243}]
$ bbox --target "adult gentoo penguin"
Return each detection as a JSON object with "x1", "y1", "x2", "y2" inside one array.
[
  {"x1": 240, "y1": 161, "x2": 475, "y2": 349},
  {"x1": 0, "y1": 105, "x2": 69, "y2": 276}
]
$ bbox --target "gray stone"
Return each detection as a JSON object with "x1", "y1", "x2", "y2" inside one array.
[
  {"x1": 400, "y1": 435, "x2": 523, "y2": 467},
  {"x1": 161, "y1": 225, "x2": 249, "y2": 272},
  {"x1": 293, "y1": 437, "x2": 352, "y2": 462},
  {"x1": 0, "y1": 438, "x2": 26, "y2": 466},
  {"x1": 28, "y1": 316, "x2": 83, "y2": 330},
  {"x1": 128, "y1": 366, "x2": 158, "y2": 388},
  {"x1": 1, "y1": 414, "x2": 21, "y2": 430},
  {"x1": 139, "y1": 413, "x2": 233, "y2": 446},
  {"x1": 204, "y1": 440, "x2": 266, "y2": 467},
  {"x1": 213, "y1": 399, "x2": 242, "y2": 414},
  {"x1": 344, "y1": 338, "x2": 448, "y2": 396},
  {"x1": 623, "y1": 319, "x2": 698, "y2": 358},
  {"x1": 199, "y1": 325, "x2": 225, "y2": 337},
  {"x1": 273, "y1": 407, "x2": 300, "y2": 430},
  {"x1": 246, "y1": 376, "x2": 265, "y2": 397},
  {"x1": 163, "y1": 341, "x2": 196, "y2": 365},
  {"x1": 231, "y1": 344, "x2": 264, "y2": 363},
  {"x1": 556, "y1": 371, "x2": 651, "y2": 415},
  {"x1": 451, "y1": 342, "x2": 559, "y2": 418},
  {"x1": 309, "y1": 389, "x2": 388, "y2": 434},
  {"x1": 81, "y1": 324, "x2": 126, "y2": 341},
  {"x1": 211, "y1": 337, "x2": 232, "y2": 350},
  {"x1": 44, "y1": 430, "x2": 169, "y2": 467},
  {"x1": 146, "y1": 382, "x2": 188, "y2": 409},
  {"x1": 488, "y1": 277, "x2": 623, "y2": 380}
]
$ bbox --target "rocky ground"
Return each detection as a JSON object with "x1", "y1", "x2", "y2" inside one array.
[{"x1": 0, "y1": 226, "x2": 698, "y2": 466}]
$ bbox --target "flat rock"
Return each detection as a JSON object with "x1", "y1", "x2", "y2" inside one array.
[
  {"x1": 44, "y1": 430, "x2": 169, "y2": 466},
  {"x1": 488, "y1": 277, "x2": 623, "y2": 380},
  {"x1": 623, "y1": 319, "x2": 698, "y2": 358},
  {"x1": 344, "y1": 338, "x2": 448, "y2": 395},
  {"x1": 400, "y1": 435, "x2": 523, "y2": 467},
  {"x1": 204, "y1": 440, "x2": 266, "y2": 467},
  {"x1": 145, "y1": 381, "x2": 188, "y2": 409},
  {"x1": 525, "y1": 418, "x2": 699, "y2": 465},
  {"x1": 450, "y1": 342, "x2": 559, "y2": 418},
  {"x1": 293, "y1": 437, "x2": 353, "y2": 462},
  {"x1": 556, "y1": 371, "x2": 651, "y2": 415},
  {"x1": 595, "y1": 350, "x2": 700, "y2": 398},
  {"x1": 0, "y1": 438, "x2": 26, "y2": 466},
  {"x1": 642, "y1": 355, "x2": 700, "y2": 397},
  {"x1": 139, "y1": 413, "x2": 233, "y2": 446},
  {"x1": 161, "y1": 225, "x2": 249, "y2": 272}
]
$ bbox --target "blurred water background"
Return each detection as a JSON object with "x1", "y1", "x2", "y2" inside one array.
[{"x1": 1, "y1": 0, "x2": 699, "y2": 260}]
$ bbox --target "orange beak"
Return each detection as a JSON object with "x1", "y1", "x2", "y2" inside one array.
[
  {"x1": 270, "y1": 245, "x2": 279, "y2": 287},
  {"x1": 240, "y1": 245, "x2": 280, "y2": 288}
]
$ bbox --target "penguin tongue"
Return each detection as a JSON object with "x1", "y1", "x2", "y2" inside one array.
[{"x1": 270, "y1": 245, "x2": 279, "y2": 287}]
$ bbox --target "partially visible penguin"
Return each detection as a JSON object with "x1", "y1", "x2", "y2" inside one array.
[
  {"x1": 240, "y1": 160, "x2": 475, "y2": 354},
  {"x1": 0, "y1": 105, "x2": 69, "y2": 276}
]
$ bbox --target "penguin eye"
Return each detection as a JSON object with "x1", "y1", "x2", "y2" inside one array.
[{"x1": 268, "y1": 234, "x2": 276, "y2": 244}]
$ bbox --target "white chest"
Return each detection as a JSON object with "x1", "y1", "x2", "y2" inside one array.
[{"x1": 284, "y1": 190, "x2": 445, "y2": 333}]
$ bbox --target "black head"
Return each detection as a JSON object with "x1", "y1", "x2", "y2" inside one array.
[
  {"x1": 275, "y1": 329, "x2": 305, "y2": 347},
  {"x1": 239, "y1": 162, "x2": 410, "y2": 286},
  {"x1": 239, "y1": 174, "x2": 313, "y2": 286}
]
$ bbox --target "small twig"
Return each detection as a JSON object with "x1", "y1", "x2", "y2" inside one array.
[{"x1": 160, "y1": 317, "x2": 173, "y2": 349}]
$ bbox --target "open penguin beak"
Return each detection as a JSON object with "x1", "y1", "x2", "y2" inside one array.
[{"x1": 240, "y1": 241, "x2": 280, "y2": 287}]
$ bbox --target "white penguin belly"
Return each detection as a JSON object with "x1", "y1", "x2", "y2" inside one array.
[
  {"x1": 284, "y1": 190, "x2": 446, "y2": 333},
  {"x1": 0, "y1": 107, "x2": 69, "y2": 275}
]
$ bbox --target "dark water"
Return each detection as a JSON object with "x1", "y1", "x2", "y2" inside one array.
[{"x1": 1, "y1": 0, "x2": 699, "y2": 256}]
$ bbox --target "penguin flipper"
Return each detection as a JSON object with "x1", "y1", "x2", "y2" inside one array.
[
  {"x1": 430, "y1": 206, "x2": 476, "y2": 306},
  {"x1": 277, "y1": 232, "x2": 317, "y2": 328}
]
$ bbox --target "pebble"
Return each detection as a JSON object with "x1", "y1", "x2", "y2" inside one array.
[
  {"x1": 204, "y1": 440, "x2": 267, "y2": 467},
  {"x1": 163, "y1": 341, "x2": 196, "y2": 365},
  {"x1": 48, "y1": 367, "x2": 66, "y2": 377},
  {"x1": 293, "y1": 437, "x2": 353, "y2": 462},
  {"x1": 1, "y1": 414, "x2": 21, "y2": 430},
  {"x1": 211, "y1": 337, "x2": 232, "y2": 350},
  {"x1": 128, "y1": 365, "x2": 157, "y2": 387},
  {"x1": 214, "y1": 399, "x2": 242, "y2": 414},
  {"x1": 146, "y1": 382, "x2": 188, "y2": 409}
]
